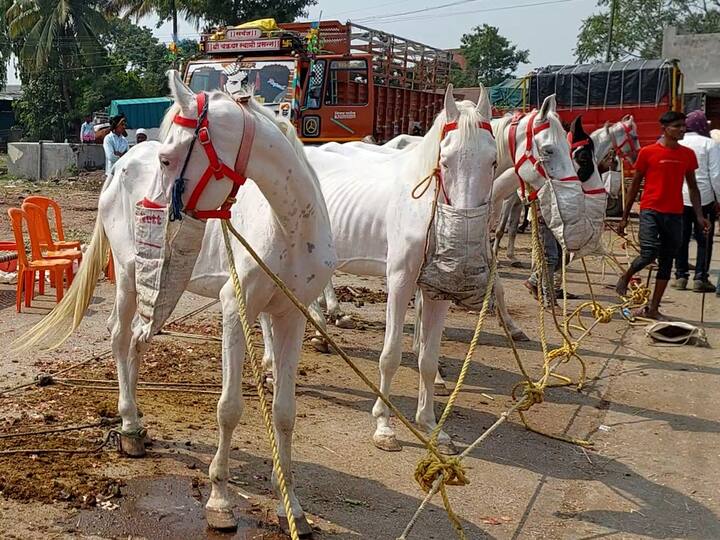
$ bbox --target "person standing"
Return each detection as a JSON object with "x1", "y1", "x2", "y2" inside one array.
[
  {"x1": 672, "y1": 110, "x2": 720, "y2": 292},
  {"x1": 135, "y1": 128, "x2": 148, "y2": 144},
  {"x1": 615, "y1": 111, "x2": 710, "y2": 320},
  {"x1": 80, "y1": 114, "x2": 95, "y2": 143},
  {"x1": 103, "y1": 115, "x2": 129, "y2": 179}
]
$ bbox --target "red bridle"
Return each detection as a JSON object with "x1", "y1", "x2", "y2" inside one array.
[
  {"x1": 169, "y1": 92, "x2": 255, "y2": 220},
  {"x1": 508, "y1": 111, "x2": 579, "y2": 201},
  {"x1": 433, "y1": 119, "x2": 495, "y2": 205},
  {"x1": 609, "y1": 122, "x2": 638, "y2": 164}
]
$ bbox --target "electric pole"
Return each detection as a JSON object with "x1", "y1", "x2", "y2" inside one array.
[{"x1": 606, "y1": 0, "x2": 618, "y2": 62}]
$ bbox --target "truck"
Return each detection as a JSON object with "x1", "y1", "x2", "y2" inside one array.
[
  {"x1": 182, "y1": 19, "x2": 453, "y2": 143},
  {"x1": 492, "y1": 59, "x2": 684, "y2": 154}
]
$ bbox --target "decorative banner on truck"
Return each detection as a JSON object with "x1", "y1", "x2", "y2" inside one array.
[
  {"x1": 226, "y1": 28, "x2": 262, "y2": 40},
  {"x1": 206, "y1": 38, "x2": 281, "y2": 53}
]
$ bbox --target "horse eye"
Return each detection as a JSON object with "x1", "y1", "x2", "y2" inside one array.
[{"x1": 160, "y1": 158, "x2": 170, "y2": 167}]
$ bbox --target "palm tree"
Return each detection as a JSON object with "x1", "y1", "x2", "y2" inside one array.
[{"x1": 6, "y1": 0, "x2": 108, "y2": 109}]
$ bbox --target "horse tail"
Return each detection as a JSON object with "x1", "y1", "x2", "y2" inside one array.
[
  {"x1": 12, "y1": 214, "x2": 109, "y2": 352},
  {"x1": 412, "y1": 288, "x2": 423, "y2": 355}
]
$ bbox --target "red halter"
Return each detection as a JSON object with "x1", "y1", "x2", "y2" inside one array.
[
  {"x1": 508, "y1": 111, "x2": 579, "y2": 201},
  {"x1": 170, "y1": 92, "x2": 255, "y2": 220},
  {"x1": 609, "y1": 121, "x2": 638, "y2": 164},
  {"x1": 433, "y1": 119, "x2": 495, "y2": 205}
]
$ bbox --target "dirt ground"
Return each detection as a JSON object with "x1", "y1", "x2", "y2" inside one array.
[{"x1": 0, "y1": 174, "x2": 719, "y2": 539}]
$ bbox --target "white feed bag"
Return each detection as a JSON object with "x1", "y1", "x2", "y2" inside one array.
[
  {"x1": 417, "y1": 202, "x2": 491, "y2": 310},
  {"x1": 537, "y1": 178, "x2": 594, "y2": 253},
  {"x1": 134, "y1": 201, "x2": 206, "y2": 342}
]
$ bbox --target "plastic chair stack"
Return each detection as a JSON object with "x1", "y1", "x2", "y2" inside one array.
[
  {"x1": 23, "y1": 196, "x2": 81, "y2": 250},
  {"x1": 8, "y1": 208, "x2": 73, "y2": 311}
]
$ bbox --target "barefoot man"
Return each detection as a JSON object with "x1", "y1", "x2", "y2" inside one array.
[{"x1": 616, "y1": 111, "x2": 710, "y2": 320}]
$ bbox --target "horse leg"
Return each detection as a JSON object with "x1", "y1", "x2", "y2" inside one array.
[
  {"x1": 507, "y1": 197, "x2": 523, "y2": 265},
  {"x1": 207, "y1": 282, "x2": 250, "y2": 530},
  {"x1": 259, "y1": 313, "x2": 275, "y2": 385},
  {"x1": 372, "y1": 273, "x2": 415, "y2": 452},
  {"x1": 108, "y1": 271, "x2": 148, "y2": 456},
  {"x1": 325, "y1": 279, "x2": 354, "y2": 329},
  {"x1": 494, "y1": 278, "x2": 529, "y2": 341},
  {"x1": 413, "y1": 289, "x2": 450, "y2": 396},
  {"x1": 308, "y1": 299, "x2": 330, "y2": 353},
  {"x1": 270, "y1": 312, "x2": 313, "y2": 537},
  {"x1": 415, "y1": 291, "x2": 457, "y2": 455},
  {"x1": 493, "y1": 197, "x2": 511, "y2": 254}
]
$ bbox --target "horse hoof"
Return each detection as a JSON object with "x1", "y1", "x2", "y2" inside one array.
[
  {"x1": 118, "y1": 430, "x2": 147, "y2": 457},
  {"x1": 206, "y1": 507, "x2": 237, "y2": 531},
  {"x1": 510, "y1": 260, "x2": 524, "y2": 268},
  {"x1": 511, "y1": 330, "x2": 530, "y2": 342},
  {"x1": 438, "y1": 441, "x2": 459, "y2": 456},
  {"x1": 278, "y1": 514, "x2": 314, "y2": 538},
  {"x1": 373, "y1": 434, "x2": 402, "y2": 452},
  {"x1": 434, "y1": 382, "x2": 452, "y2": 397},
  {"x1": 310, "y1": 337, "x2": 330, "y2": 354},
  {"x1": 335, "y1": 315, "x2": 356, "y2": 329}
]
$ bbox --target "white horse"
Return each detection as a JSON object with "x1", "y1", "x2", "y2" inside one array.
[
  {"x1": 287, "y1": 85, "x2": 519, "y2": 455},
  {"x1": 493, "y1": 115, "x2": 639, "y2": 261},
  {"x1": 16, "y1": 71, "x2": 334, "y2": 535}
]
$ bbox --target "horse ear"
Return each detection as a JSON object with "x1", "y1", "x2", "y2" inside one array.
[
  {"x1": 444, "y1": 84, "x2": 459, "y2": 122},
  {"x1": 603, "y1": 120, "x2": 611, "y2": 128},
  {"x1": 571, "y1": 115, "x2": 588, "y2": 140},
  {"x1": 167, "y1": 70, "x2": 195, "y2": 115},
  {"x1": 537, "y1": 94, "x2": 556, "y2": 122},
  {"x1": 476, "y1": 83, "x2": 492, "y2": 120}
]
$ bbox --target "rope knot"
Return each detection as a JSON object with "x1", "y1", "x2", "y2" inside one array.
[
  {"x1": 591, "y1": 303, "x2": 614, "y2": 323},
  {"x1": 625, "y1": 283, "x2": 650, "y2": 306},
  {"x1": 518, "y1": 381, "x2": 544, "y2": 411},
  {"x1": 414, "y1": 453, "x2": 468, "y2": 493},
  {"x1": 547, "y1": 342, "x2": 577, "y2": 362}
]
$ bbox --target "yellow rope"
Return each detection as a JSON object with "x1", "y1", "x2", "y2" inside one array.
[
  {"x1": 413, "y1": 257, "x2": 499, "y2": 539},
  {"x1": 221, "y1": 221, "x2": 299, "y2": 540},
  {"x1": 220, "y1": 219, "x2": 478, "y2": 537}
]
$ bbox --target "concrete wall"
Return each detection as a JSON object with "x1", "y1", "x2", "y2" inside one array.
[
  {"x1": 7, "y1": 142, "x2": 105, "y2": 180},
  {"x1": 662, "y1": 26, "x2": 720, "y2": 94}
]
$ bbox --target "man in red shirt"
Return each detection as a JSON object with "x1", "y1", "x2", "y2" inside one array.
[{"x1": 616, "y1": 111, "x2": 710, "y2": 319}]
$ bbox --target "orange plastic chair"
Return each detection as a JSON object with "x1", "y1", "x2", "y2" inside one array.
[
  {"x1": 22, "y1": 203, "x2": 82, "y2": 268},
  {"x1": 8, "y1": 208, "x2": 73, "y2": 312},
  {"x1": 23, "y1": 195, "x2": 81, "y2": 251}
]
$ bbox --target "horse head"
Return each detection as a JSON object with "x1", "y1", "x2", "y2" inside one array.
[
  {"x1": 433, "y1": 83, "x2": 497, "y2": 208},
  {"x1": 609, "y1": 114, "x2": 640, "y2": 164},
  {"x1": 568, "y1": 115, "x2": 598, "y2": 183},
  {"x1": 154, "y1": 70, "x2": 255, "y2": 221}
]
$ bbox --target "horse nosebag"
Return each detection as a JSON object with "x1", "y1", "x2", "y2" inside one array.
[
  {"x1": 536, "y1": 178, "x2": 604, "y2": 256},
  {"x1": 417, "y1": 202, "x2": 491, "y2": 310},
  {"x1": 134, "y1": 200, "x2": 206, "y2": 342}
]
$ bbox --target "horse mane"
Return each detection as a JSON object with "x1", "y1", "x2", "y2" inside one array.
[
  {"x1": 492, "y1": 114, "x2": 514, "y2": 167},
  {"x1": 408, "y1": 100, "x2": 491, "y2": 185}
]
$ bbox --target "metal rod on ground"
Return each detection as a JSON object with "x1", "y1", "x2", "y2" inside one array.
[{"x1": 0, "y1": 299, "x2": 219, "y2": 397}]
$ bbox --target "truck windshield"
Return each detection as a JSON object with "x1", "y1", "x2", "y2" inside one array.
[{"x1": 187, "y1": 60, "x2": 295, "y2": 106}]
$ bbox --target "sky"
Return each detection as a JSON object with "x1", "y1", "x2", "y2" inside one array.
[{"x1": 6, "y1": 0, "x2": 599, "y2": 85}]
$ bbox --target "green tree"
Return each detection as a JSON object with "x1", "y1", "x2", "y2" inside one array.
[
  {"x1": 575, "y1": 0, "x2": 720, "y2": 62},
  {"x1": 13, "y1": 17, "x2": 197, "y2": 140},
  {"x1": 6, "y1": 0, "x2": 108, "y2": 111},
  {"x1": 0, "y1": 0, "x2": 14, "y2": 89},
  {"x1": 182, "y1": 0, "x2": 316, "y2": 27},
  {"x1": 451, "y1": 24, "x2": 529, "y2": 88},
  {"x1": 106, "y1": 0, "x2": 316, "y2": 31}
]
